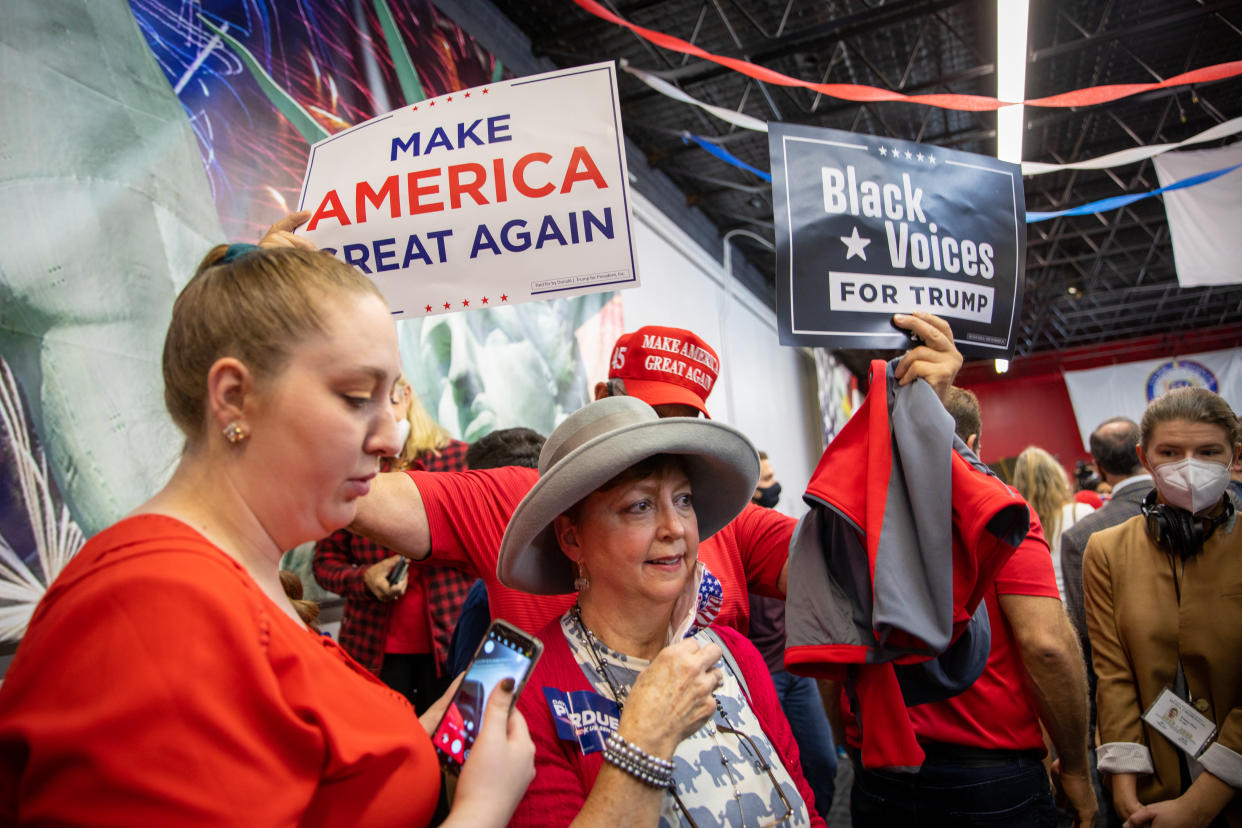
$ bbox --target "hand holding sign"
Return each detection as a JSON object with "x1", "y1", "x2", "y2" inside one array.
[
  {"x1": 893, "y1": 312, "x2": 963, "y2": 402},
  {"x1": 259, "y1": 211, "x2": 317, "y2": 250}
]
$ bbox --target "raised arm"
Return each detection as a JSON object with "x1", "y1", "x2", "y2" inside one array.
[
  {"x1": 349, "y1": 471, "x2": 432, "y2": 559},
  {"x1": 892, "y1": 311, "x2": 963, "y2": 403}
]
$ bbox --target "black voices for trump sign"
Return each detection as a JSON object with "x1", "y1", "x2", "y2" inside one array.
[
  {"x1": 769, "y1": 123, "x2": 1025, "y2": 357},
  {"x1": 296, "y1": 62, "x2": 637, "y2": 318}
]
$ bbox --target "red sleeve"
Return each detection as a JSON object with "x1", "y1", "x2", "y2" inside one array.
[
  {"x1": 0, "y1": 556, "x2": 322, "y2": 825},
  {"x1": 410, "y1": 466, "x2": 538, "y2": 577},
  {"x1": 716, "y1": 627, "x2": 828, "y2": 828},
  {"x1": 729, "y1": 503, "x2": 795, "y2": 599},
  {"x1": 993, "y1": 510, "x2": 1061, "y2": 599},
  {"x1": 311, "y1": 529, "x2": 369, "y2": 601}
]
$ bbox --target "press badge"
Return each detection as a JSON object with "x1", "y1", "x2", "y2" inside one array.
[
  {"x1": 1143, "y1": 688, "x2": 1216, "y2": 757},
  {"x1": 544, "y1": 687, "x2": 620, "y2": 755}
]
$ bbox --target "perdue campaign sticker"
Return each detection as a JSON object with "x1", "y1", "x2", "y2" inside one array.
[{"x1": 544, "y1": 687, "x2": 621, "y2": 755}]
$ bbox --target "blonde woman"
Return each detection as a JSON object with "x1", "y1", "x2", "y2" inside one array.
[
  {"x1": 0, "y1": 240, "x2": 532, "y2": 825},
  {"x1": 1013, "y1": 446, "x2": 1094, "y2": 601},
  {"x1": 312, "y1": 375, "x2": 473, "y2": 712},
  {"x1": 395, "y1": 376, "x2": 468, "y2": 470}
]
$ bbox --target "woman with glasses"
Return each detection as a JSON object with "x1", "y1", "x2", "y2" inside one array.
[{"x1": 498, "y1": 396, "x2": 824, "y2": 827}]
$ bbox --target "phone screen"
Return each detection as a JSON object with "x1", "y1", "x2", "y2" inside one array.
[{"x1": 431, "y1": 621, "x2": 541, "y2": 773}]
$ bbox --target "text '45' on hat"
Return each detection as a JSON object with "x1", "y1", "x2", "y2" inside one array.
[{"x1": 608, "y1": 326, "x2": 720, "y2": 418}]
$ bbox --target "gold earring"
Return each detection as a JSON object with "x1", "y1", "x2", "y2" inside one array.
[{"x1": 223, "y1": 422, "x2": 248, "y2": 444}]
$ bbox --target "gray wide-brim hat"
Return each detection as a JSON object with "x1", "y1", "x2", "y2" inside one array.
[{"x1": 497, "y1": 396, "x2": 760, "y2": 595}]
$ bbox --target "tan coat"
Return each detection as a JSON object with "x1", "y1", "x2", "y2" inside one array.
[{"x1": 1084, "y1": 510, "x2": 1242, "y2": 824}]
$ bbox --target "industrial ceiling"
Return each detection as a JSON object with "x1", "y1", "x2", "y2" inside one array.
[{"x1": 481, "y1": 0, "x2": 1242, "y2": 359}]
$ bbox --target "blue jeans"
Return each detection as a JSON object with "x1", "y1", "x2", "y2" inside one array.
[
  {"x1": 851, "y1": 749, "x2": 1056, "y2": 828},
  {"x1": 770, "y1": 670, "x2": 837, "y2": 817}
]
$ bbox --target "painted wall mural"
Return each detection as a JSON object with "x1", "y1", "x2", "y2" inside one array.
[{"x1": 0, "y1": 0, "x2": 614, "y2": 643}]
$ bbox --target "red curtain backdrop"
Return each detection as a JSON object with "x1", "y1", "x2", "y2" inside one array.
[{"x1": 961, "y1": 373, "x2": 1088, "y2": 476}]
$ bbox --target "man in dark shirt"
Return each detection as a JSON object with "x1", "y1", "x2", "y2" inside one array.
[{"x1": 1060, "y1": 417, "x2": 1151, "y2": 652}]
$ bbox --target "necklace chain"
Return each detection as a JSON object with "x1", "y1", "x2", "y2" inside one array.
[
  {"x1": 569, "y1": 605, "x2": 775, "y2": 778},
  {"x1": 572, "y1": 606, "x2": 634, "y2": 711},
  {"x1": 570, "y1": 607, "x2": 793, "y2": 826}
]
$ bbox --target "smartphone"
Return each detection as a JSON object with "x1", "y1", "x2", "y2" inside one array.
[
  {"x1": 430, "y1": 619, "x2": 542, "y2": 773},
  {"x1": 386, "y1": 558, "x2": 409, "y2": 586}
]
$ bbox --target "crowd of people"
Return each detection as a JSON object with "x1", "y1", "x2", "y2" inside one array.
[{"x1": 0, "y1": 217, "x2": 1237, "y2": 828}]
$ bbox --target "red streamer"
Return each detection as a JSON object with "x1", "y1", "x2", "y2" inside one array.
[{"x1": 574, "y1": 0, "x2": 1242, "y2": 113}]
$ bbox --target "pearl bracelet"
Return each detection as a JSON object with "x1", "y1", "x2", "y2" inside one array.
[{"x1": 603, "y1": 732, "x2": 674, "y2": 788}]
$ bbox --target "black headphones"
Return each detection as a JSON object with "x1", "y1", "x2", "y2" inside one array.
[{"x1": 1141, "y1": 489, "x2": 1234, "y2": 559}]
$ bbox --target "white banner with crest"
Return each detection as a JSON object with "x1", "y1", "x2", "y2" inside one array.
[{"x1": 1062, "y1": 348, "x2": 1242, "y2": 451}]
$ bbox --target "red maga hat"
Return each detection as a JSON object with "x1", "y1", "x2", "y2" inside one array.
[{"x1": 607, "y1": 326, "x2": 720, "y2": 418}]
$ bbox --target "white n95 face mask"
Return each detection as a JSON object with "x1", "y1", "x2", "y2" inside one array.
[
  {"x1": 392, "y1": 419, "x2": 411, "y2": 454},
  {"x1": 1152, "y1": 457, "x2": 1231, "y2": 514}
]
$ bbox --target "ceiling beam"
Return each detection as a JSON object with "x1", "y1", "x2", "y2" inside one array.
[
  {"x1": 1029, "y1": 0, "x2": 1242, "y2": 64},
  {"x1": 603, "y1": 0, "x2": 977, "y2": 103}
]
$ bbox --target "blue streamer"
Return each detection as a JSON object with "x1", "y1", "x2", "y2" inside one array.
[
  {"x1": 682, "y1": 129, "x2": 1239, "y2": 225},
  {"x1": 682, "y1": 132, "x2": 772, "y2": 182},
  {"x1": 1026, "y1": 162, "x2": 1242, "y2": 223}
]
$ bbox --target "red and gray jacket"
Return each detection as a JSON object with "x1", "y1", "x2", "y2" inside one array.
[{"x1": 784, "y1": 360, "x2": 1029, "y2": 770}]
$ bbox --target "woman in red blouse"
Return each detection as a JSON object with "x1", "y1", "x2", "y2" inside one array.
[{"x1": 0, "y1": 218, "x2": 533, "y2": 826}]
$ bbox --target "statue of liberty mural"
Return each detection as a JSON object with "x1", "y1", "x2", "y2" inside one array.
[{"x1": 0, "y1": 0, "x2": 609, "y2": 641}]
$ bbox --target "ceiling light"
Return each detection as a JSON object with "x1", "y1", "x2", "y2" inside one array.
[{"x1": 996, "y1": 0, "x2": 1030, "y2": 164}]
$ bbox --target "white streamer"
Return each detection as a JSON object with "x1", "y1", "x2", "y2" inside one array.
[
  {"x1": 1021, "y1": 116, "x2": 1242, "y2": 175},
  {"x1": 621, "y1": 59, "x2": 769, "y2": 133},
  {"x1": 620, "y1": 60, "x2": 1242, "y2": 179}
]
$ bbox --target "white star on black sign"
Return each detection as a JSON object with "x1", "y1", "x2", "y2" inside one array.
[{"x1": 839, "y1": 226, "x2": 872, "y2": 262}]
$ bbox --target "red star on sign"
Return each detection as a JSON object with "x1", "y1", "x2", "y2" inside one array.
[
  {"x1": 411, "y1": 105, "x2": 418, "y2": 111},
  {"x1": 481, "y1": 296, "x2": 489, "y2": 304},
  {"x1": 443, "y1": 301, "x2": 451, "y2": 310},
  {"x1": 500, "y1": 293, "x2": 508, "y2": 302},
  {"x1": 446, "y1": 96, "x2": 453, "y2": 102},
  {"x1": 429, "y1": 101, "x2": 435, "y2": 106},
  {"x1": 482, "y1": 88, "x2": 488, "y2": 94},
  {"x1": 462, "y1": 299, "x2": 470, "y2": 307},
  {"x1": 464, "y1": 92, "x2": 471, "y2": 98},
  {"x1": 424, "y1": 304, "x2": 432, "y2": 312}
]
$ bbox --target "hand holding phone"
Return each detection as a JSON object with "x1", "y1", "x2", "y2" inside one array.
[
  {"x1": 386, "y1": 557, "x2": 408, "y2": 586},
  {"x1": 431, "y1": 619, "x2": 542, "y2": 773}
]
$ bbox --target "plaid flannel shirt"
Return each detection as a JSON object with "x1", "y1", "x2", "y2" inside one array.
[{"x1": 311, "y1": 441, "x2": 473, "y2": 676}]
